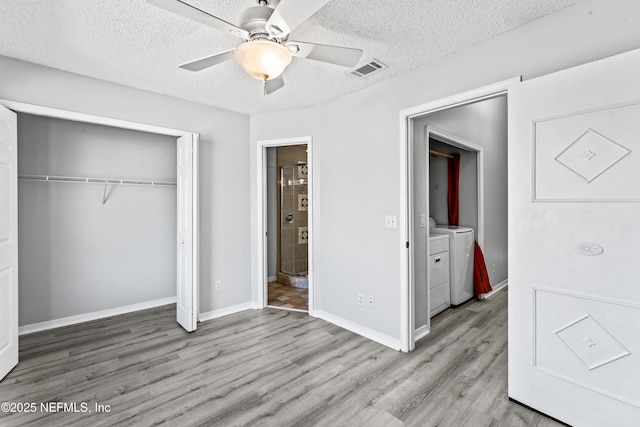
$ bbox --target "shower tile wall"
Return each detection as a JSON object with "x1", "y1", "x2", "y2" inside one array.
[{"x1": 277, "y1": 145, "x2": 308, "y2": 276}]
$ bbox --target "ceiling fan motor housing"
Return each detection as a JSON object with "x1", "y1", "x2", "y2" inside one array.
[{"x1": 239, "y1": 5, "x2": 277, "y2": 40}]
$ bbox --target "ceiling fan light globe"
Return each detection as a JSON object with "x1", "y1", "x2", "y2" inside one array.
[{"x1": 235, "y1": 40, "x2": 292, "y2": 81}]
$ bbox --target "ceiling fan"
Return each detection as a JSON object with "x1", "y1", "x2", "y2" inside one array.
[{"x1": 148, "y1": 0, "x2": 364, "y2": 94}]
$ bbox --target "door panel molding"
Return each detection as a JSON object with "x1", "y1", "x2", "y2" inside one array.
[
  {"x1": 532, "y1": 287, "x2": 640, "y2": 408},
  {"x1": 532, "y1": 99, "x2": 640, "y2": 202}
]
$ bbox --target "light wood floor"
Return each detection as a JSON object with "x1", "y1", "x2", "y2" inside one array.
[{"x1": 0, "y1": 290, "x2": 564, "y2": 426}]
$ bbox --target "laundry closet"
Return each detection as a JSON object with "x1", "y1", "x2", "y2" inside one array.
[
  {"x1": 428, "y1": 139, "x2": 478, "y2": 313},
  {"x1": 17, "y1": 113, "x2": 178, "y2": 330},
  {"x1": 412, "y1": 96, "x2": 508, "y2": 338}
]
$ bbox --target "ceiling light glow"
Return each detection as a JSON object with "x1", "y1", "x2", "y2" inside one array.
[{"x1": 235, "y1": 40, "x2": 292, "y2": 81}]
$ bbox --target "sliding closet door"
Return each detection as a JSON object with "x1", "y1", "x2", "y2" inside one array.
[
  {"x1": 509, "y1": 48, "x2": 640, "y2": 425},
  {"x1": 0, "y1": 106, "x2": 18, "y2": 381},
  {"x1": 176, "y1": 134, "x2": 198, "y2": 332}
]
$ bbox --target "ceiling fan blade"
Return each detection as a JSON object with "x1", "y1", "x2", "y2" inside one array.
[
  {"x1": 264, "y1": 76, "x2": 285, "y2": 95},
  {"x1": 148, "y1": 0, "x2": 248, "y2": 39},
  {"x1": 287, "y1": 41, "x2": 363, "y2": 68},
  {"x1": 179, "y1": 49, "x2": 236, "y2": 72},
  {"x1": 265, "y1": 0, "x2": 331, "y2": 37}
]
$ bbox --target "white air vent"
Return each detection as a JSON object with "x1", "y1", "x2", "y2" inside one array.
[{"x1": 350, "y1": 59, "x2": 387, "y2": 78}]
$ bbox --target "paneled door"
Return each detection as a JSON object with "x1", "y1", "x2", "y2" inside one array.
[
  {"x1": 0, "y1": 105, "x2": 18, "y2": 381},
  {"x1": 176, "y1": 134, "x2": 197, "y2": 332},
  {"x1": 509, "y1": 48, "x2": 640, "y2": 426}
]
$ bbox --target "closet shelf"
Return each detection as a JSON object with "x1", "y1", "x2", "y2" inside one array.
[
  {"x1": 18, "y1": 174, "x2": 176, "y2": 187},
  {"x1": 429, "y1": 149, "x2": 455, "y2": 159}
]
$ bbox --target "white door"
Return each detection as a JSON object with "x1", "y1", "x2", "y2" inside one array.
[
  {"x1": 509, "y1": 48, "x2": 640, "y2": 426},
  {"x1": 0, "y1": 106, "x2": 18, "y2": 381},
  {"x1": 176, "y1": 134, "x2": 198, "y2": 332}
]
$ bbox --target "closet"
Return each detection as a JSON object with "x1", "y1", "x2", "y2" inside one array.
[
  {"x1": 411, "y1": 95, "x2": 508, "y2": 342},
  {"x1": 17, "y1": 113, "x2": 178, "y2": 329}
]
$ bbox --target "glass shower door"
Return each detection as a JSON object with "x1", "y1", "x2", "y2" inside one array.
[{"x1": 280, "y1": 163, "x2": 308, "y2": 276}]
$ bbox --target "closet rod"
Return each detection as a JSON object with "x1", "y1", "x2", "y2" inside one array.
[
  {"x1": 18, "y1": 174, "x2": 176, "y2": 187},
  {"x1": 429, "y1": 149, "x2": 455, "y2": 159}
]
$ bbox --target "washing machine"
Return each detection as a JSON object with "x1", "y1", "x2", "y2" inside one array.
[{"x1": 429, "y1": 220, "x2": 475, "y2": 305}]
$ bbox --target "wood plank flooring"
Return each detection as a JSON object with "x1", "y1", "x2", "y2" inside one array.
[{"x1": 0, "y1": 290, "x2": 564, "y2": 426}]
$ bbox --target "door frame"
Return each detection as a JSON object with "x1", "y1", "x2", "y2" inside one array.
[
  {"x1": 398, "y1": 77, "x2": 520, "y2": 352},
  {"x1": 413, "y1": 126, "x2": 485, "y2": 341},
  {"x1": 255, "y1": 136, "x2": 313, "y2": 314},
  {"x1": 0, "y1": 98, "x2": 199, "y2": 331}
]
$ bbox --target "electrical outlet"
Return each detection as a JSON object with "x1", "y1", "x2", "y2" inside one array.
[
  {"x1": 385, "y1": 215, "x2": 397, "y2": 228},
  {"x1": 215, "y1": 280, "x2": 222, "y2": 291},
  {"x1": 492, "y1": 264, "x2": 496, "y2": 273},
  {"x1": 357, "y1": 293, "x2": 364, "y2": 306},
  {"x1": 368, "y1": 296, "x2": 375, "y2": 309},
  {"x1": 420, "y1": 214, "x2": 426, "y2": 228}
]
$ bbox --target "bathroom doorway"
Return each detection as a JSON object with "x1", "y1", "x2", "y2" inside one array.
[
  {"x1": 256, "y1": 136, "x2": 313, "y2": 314},
  {"x1": 266, "y1": 145, "x2": 309, "y2": 311}
]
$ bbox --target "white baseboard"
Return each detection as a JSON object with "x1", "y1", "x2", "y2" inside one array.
[
  {"x1": 414, "y1": 325, "x2": 430, "y2": 341},
  {"x1": 478, "y1": 279, "x2": 508, "y2": 300},
  {"x1": 19, "y1": 296, "x2": 177, "y2": 336},
  {"x1": 313, "y1": 310, "x2": 401, "y2": 351},
  {"x1": 198, "y1": 302, "x2": 257, "y2": 322},
  {"x1": 267, "y1": 275, "x2": 277, "y2": 282}
]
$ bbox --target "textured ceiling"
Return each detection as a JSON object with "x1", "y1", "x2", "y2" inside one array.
[{"x1": 0, "y1": 0, "x2": 576, "y2": 115}]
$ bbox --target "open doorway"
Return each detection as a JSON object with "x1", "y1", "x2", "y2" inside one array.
[
  {"x1": 414, "y1": 129, "x2": 483, "y2": 340},
  {"x1": 266, "y1": 145, "x2": 309, "y2": 311},
  {"x1": 399, "y1": 78, "x2": 518, "y2": 352},
  {"x1": 256, "y1": 136, "x2": 313, "y2": 314}
]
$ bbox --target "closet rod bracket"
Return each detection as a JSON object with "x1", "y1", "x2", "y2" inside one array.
[{"x1": 102, "y1": 180, "x2": 109, "y2": 205}]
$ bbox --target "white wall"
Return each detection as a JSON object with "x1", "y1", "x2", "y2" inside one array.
[
  {"x1": 18, "y1": 114, "x2": 176, "y2": 325},
  {"x1": 0, "y1": 56, "x2": 251, "y2": 317},
  {"x1": 250, "y1": 0, "x2": 640, "y2": 346}
]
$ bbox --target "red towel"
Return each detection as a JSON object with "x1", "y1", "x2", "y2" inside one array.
[
  {"x1": 473, "y1": 241, "x2": 493, "y2": 295},
  {"x1": 447, "y1": 154, "x2": 460, "y2": 226}
]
